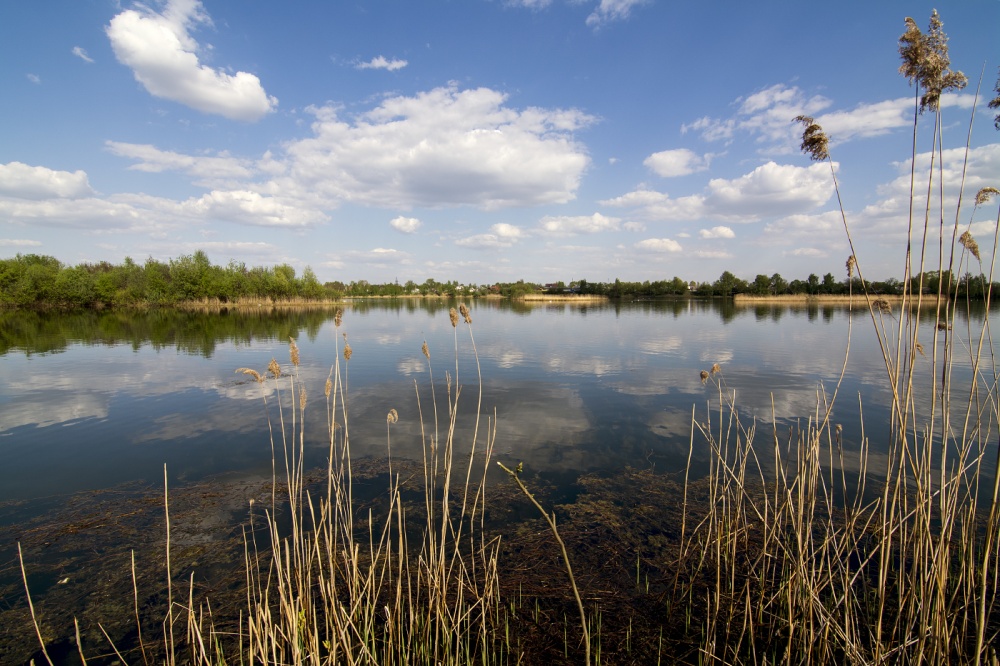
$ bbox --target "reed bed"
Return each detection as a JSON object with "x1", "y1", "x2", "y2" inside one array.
[{"x1": 670, "y1": 14, "x2": 1000, "y2": 663}]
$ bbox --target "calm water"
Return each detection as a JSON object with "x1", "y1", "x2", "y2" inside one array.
[{"x1": 0, "y1": 299, "x2": 995, "y2": 507}]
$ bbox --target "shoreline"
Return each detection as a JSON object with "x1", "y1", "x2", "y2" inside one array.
[
  {"x1": 733, "y1": 293, "x2": 946, "y2": 306},
  {"x1": 517, "y1": 293, "x2": 609, "y2": 302}
]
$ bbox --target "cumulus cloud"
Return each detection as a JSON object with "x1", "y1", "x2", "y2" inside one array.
[
  {"x1": 857, "y1": 143, "x2": 1000, "y2": 238},
  {"x1": 72, "y1": 46, "x2": 95, "y2": 63},
  {"x1": 280, "y1": 85, "x2": 594, "y2": 209},
  {"x1": 0, "y1": 162, "x2": 94, "y2": 200},
  {"x1": 357, "y1": 56, "x2": 408, "y2": 71},
  {"x1": 586, "y1": 0, "x2": 649, "y2": 27},
  {"x1": 181, "y1": 190, "x2": 327, "y2": 227},
  {"x1": 603, "y1": 161, "x2": 833, "y2": 222},
  {"x1": 635, "y1": 238, "x2": 682, "y2": 253},
  {"x1": 699, "y1": 225, "x2": 734, "y2": 239},
  {"x1": 644, "y1": 148, "x2": 711, "y2": 177},
  {"x1": 390, "y1": 216, "x2": 422, "y2": 233},
  {"x1": 106, "y1": 0, "x2": 277, "y2": 121},
  {"x1": 537, "y1": 212, "x2": 619, "y2": 236},
  {"x1": 106, "y1": 141, "x2": 255, "y2": 182},
  {"x1": 456, "y1": 223, "x2": 524, "y2": 248}
]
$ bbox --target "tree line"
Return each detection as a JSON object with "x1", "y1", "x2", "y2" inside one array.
[
  {"x1": 2, "y1": 253, "x2": 996, "y2": 308},
  {"x1": 0, "y1": 251, "x2": 326, "y2": 308}
]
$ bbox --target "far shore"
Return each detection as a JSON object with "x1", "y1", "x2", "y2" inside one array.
[
  {"x1": 733, "y1": 293, "x2": 947, "y2": 306},
  {"x1": 517, "y1": 293, "x2": 610, "y2": 302}
]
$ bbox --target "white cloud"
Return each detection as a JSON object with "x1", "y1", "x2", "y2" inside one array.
[
  {"x1": 622, "y1": 221, "x2": 645, "y2": 232},
  {"x1": 538, "y1": 212, "x2": 619, "y2": 236},
  {"x1": 857, "y1": 143, "x2": 1000, "y2": 238},
  {"x1": 692, "y1": 250, "x2": 732, "y2": 259},
  {"x1": 106, "y1": 141, "x2": 254, "y2": 182},
  {"x1": 357, "y1": 55, "x2": 408, "y2": 71},
  {"x1": 705, "y1": 161, "x2": 832, "y2": 217},
  {"x1": 682, "y1": 83, "x2": 978, "y2": 154},
  {"x1": 456, "y1": 223, "x2": 524, "y2": 249},
  {"x1": 644, "y1": 148, "x2": 711, "y2": 178},
  {"x1": 699, "y1": 225, "x2": 734, "y2": 239},
  {"x1": 344, "y1": 248, "x2": 410, "y2": 265},
  {"x1": 0, "y1": 196, "x2": 146, "y2": 229},
  {"x1": 72, "y1": 46, "x2": 94, "y2": 63},
  {"x1": 390, "y1": 216, "x2": 422, "y2": 233},
  {"x1": 182, "y1": 190, "x2": 327, "y2": 227},
  {"x1": 790, "y1": 247, "x2": 825, "y2": 257},
  {"x1": 106, "y1": 0, "x2": 277, "y2": 121},
  {"x1": 280, "y1": 85, "x2": 594, "y2": 209},
  {"x1": 764, "y1": 211, "x2": 841, "y2": 239},
  {"x1": 603, "y1": 161, "x2": 833, "y2": 222},
  {"x1": 683, "y1": 84, "x2": 830, "y2": 150},
  {"x1": 0, "y1": 239, "x2": 42, "y2": 247},
  {"x1": 27, "y1": 73, "x2": 40, "y2": 84},
  {"x1": 0, "y1": 162, "x2": 94, "y2": 200},
  {"x1": 635, "y1": 238, "x2": 682, "y2": 253},
  {"x1": 586, "y1": 0, "x2": 649, "y2": 27}
]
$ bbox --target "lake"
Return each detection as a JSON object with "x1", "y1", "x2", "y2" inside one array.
[
  {"x1": 2, "y1": 298, "x2": 998, "y2": 663},
  {"x1": 1, "y1": 298, "x2": 992, "y2": 506}
]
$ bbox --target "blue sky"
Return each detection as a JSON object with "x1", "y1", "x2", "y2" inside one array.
[{"x1": 2, "y1": 0, "x2": 998, "y2": 285}]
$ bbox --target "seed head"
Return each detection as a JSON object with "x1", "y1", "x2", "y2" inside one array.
[
  {"x1": 915, "y1": 340, "x2": 926, "y2": 357},
  {"x1": 324, "y1": 376, "x2": 332, "y2": 398},
  {"x1": 386, "y1": 408, "x2": 398, "y2": 425},
  {"x1": 459, "y1": 303, "x2": 472, "y2": 324},
  {"x1": 344, "y1": 342, "x2": 353, "y2": 361},
  {"x1": 793, "y1": 115, "x2": 829, "y2": 161},
  {"x1": 898, "y1": 10, "x2": 967, "y2": 114},
  {"x1": 846, "y1": 255, "x2": 856, "y2": 278},
  {"x1": 975, "y1": 187, "x2": 1000, "y2": 206},
  {"x1": 421, "y1": 341, "x2": 430, "y2": 359},
  {"x1": 449, "y1": 308, "x2": 459, "y2": 328},
  {"x1": 236, "y1": 367, "x2": 264, "y2": 383},
  {"x1": 700, "y1": 370, "x2": 710, "y2": 384},
  {"x1": 299, "y1": 386, "x2": 307, "y2": 412},
  {"x1": 959, "y1": 230, "x2": 981, "y2": 261},
  {"x1": 289, "y1": 337, "x2": 300, "y2": 367},
  {"x1": 268, "y1": 358, "x2": 281, "y2": 379},
  {"x1": 334, "y1": 308, "x2": 343, "y2": 328},
  {"x1": 710, "y1": 363, "x2": 721, "y2": 375}
]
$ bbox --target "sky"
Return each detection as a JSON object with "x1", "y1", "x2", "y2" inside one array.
[{"x1": 2, "y1": 1, "x2": 999, "y2": 286}]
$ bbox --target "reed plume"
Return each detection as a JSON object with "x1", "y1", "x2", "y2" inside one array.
[
  {"x1": 898, "y1": 10, "x2": 967, "y2": 113},
  {"x1": 976, "y1": 186, "x2": 1000, "y2": 206},
  {"x1": 959, "y1": 230, "x2": 981, "y2": 261},
  {"x1": 792, "y1": 115, "x2": 829, "y2": 161}
]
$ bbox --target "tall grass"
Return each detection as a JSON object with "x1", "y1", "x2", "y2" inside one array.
[
  {"x1": 672, "y1": 13, "x2": 1000, "y2": 664},
  {"x1": 190, "y1": 308, "x2": 505, "y2": 664}
]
